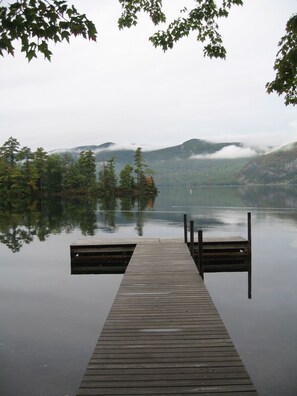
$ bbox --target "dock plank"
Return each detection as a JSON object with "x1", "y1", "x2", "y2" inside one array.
[{"x1": 76, "y1": 240, "x2": 257, "y2": 395}]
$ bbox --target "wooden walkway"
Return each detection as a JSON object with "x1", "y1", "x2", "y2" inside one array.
[{"x1": 76, "y1": 239, "x2": 258, "y2": 395}]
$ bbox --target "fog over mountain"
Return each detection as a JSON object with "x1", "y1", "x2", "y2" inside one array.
[
  {"x1": 51, "y1": 138, "x2": 271, "y2": 159},
  {"x1": 191, "y1": 145, "x2": 260, "y2": 159},
  {"x1": 50, "y1": 138, "x2": 297, "y2": 186}
]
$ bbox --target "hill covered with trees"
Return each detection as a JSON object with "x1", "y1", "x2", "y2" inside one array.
[
  {"x1": 2, "y1": 137, "x2": 297, "y2": 192},
  {"x1": 239, "y1": 142, "x2": 297, "y2": 184},
  {"x1": 52, "y1": 138, "x2": 297, "y2": 186}
]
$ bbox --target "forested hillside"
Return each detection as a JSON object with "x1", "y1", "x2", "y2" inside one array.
[
  {"x1": 151, "y1": 158, "x2": 250, "y2": 186},
  {"x1": 52, "y1": 138, "x2": 297, "y2": 186},
  {"x1": 3, "y1": 137, "x2": 296, "y2": 191},
  {"x1": 54, "y1": 139, "x2": 252, "y2": 186},
  {"x1": 239, "y1": 143, "x2": 297, "y2": 184}
]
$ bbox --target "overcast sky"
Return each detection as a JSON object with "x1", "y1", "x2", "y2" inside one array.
[{"x1": 0, "y1": 0, "x2": 296, "y2": 153}]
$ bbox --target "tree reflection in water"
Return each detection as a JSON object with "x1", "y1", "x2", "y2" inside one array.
[{"x1": 0, "y1": 195, "x2": 155, "y2": 252}]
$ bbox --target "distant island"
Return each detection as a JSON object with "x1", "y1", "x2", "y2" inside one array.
[{"x1": 0, "y1": 137, "x2": 158, "y2": 199}]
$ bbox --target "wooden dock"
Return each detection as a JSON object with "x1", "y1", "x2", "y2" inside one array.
[
  {"x1": 191, "y1": 237, "x2": 251, "y2": 273},
  {"x1": 71, "y1": 241, "x2": 135, "y2": 274},
  {"x1": 75, "y1": 239, "x2": 257, "y2": 395}
]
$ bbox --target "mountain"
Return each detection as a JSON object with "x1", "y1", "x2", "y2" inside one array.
[
  {"x1": 142, "y1": 139, "x2": 244, "y2": 161},
  {"x1": 51, "y1": 138, "x2": 297, "y2": 186},
  {"x1": 239, "y1": 142, "x2": 297, "y2": 184},
  {"x1": 53, "y1": 139, "x2": 247, "y2": 163}
]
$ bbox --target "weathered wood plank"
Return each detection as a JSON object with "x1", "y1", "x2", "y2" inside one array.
[{"x1": 77, "y1": 386, "x2": 257, "y2": 395}]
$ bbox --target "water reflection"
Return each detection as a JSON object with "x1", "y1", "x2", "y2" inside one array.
[
  {"x1": 0, "y1": 195, "x2": 155, "y2": 252},
  {"x1": 157, "y1": 185, "x2": 297, "y2": 209},
  {"x1": 1, "y1": 185, "x2": 297, "y2": 252},
  {"x1": 0, "y1": 197, "x2": 96, "y2": 252},
  {"x1": 1, "y1": 185, "x2": 297, "y2": 396}
]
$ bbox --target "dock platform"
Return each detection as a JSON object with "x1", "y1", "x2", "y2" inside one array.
[{"x1": 75, "y1": 239, "x2": 257, "y2": 395}]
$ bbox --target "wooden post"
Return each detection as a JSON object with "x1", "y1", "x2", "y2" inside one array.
[
  {"x1": 190, "y1": 220, "x2": 194, "y2": 258},
  {"x1": 248, "y1": 265, "x2": 252, "y2": 299},
  {"x1": 248, "y1": 212, "x2": 252, "y2": 242},
  {"x1": 198, "y1": 229, "x2": 204, "y2": 280},
  {"x1": 247, "y1": 212, "x2": 252, "y2": 298},
  {"x1": 183, "y1": 214, "x2": 188, "y2": 244},
  {"x1": 247, "y1": 212, "x2": 251, "y2": 242},
  {"x1": 247, "y1": 212, "x2": 252, "y2": 261}
]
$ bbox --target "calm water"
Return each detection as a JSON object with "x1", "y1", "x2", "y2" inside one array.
[{"x1": 1, "y1": 186, "x2": 297, "y2": 395}]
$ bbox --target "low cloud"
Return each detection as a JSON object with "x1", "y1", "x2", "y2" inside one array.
[
  {"x1": 50, "y1": 142, "x2": 167, "y2": 154},
  {"x1": 191, "y1": 145, "x2": 259, "y2": 159},
  {"x1": 94, "y1": 143, "x2": 166, "y2": 152}
]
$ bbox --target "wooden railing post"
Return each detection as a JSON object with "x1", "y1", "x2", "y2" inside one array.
[
  {"x1": 184, "y1": 214, "x2": 188, "y2": 244},
  {"x1": 248, "y1": 265, "x2": 252, "y2": 300},
  {"x1": 247, "y1": 211, "x2": 252, "y2": 262},
  {"x1": 198, "y1": 229, "x2": 204, "y2": 280},
  {"x1": 247, "y1": 211, "x2": 252, "y2": 298},
  {"x1": 190, "y1": 220, "x2": 194, "y2": 258},
  {"x1": 247, "y1": 212, "x2": 251, "y2": 243}
]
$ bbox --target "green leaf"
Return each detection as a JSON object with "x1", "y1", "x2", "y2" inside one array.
[{"x1": 26, "y1": 49, "x2": 37, "y2": 62}]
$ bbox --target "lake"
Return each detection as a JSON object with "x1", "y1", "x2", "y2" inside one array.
[{"x1": 1, "y1": 186, "x2": 297, "y2": 395}]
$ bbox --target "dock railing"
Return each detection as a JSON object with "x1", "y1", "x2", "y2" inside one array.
[{"x1": 184, "y1": 212, "x2": 252, "y2": 296}]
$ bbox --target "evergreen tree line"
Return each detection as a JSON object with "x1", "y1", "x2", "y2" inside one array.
[{"x1": 0, "y1": 137, "x2": 157, "y2": 198}]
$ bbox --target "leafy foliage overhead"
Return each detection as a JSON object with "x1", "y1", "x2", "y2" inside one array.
[
  {"x1": 0, "y1": 1, "x2": 296, "y2": 104},
  {"x1": 266, "y1": 14, "x2": 297, "y2": 106},
  {"x1": 0, "y1": 0, "x2": 97, "y2": 61},
  {"x1": 119, "y1": 0, "x2": 244, "y2": 59}
]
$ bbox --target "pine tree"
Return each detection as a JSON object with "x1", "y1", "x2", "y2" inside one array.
[
  {"x1": 78, "y1": 150, "x2": 96, "y2": 190},
  {"x1": 133, "y1": 147, "x2": 147, "y2": 191},
  {"x1": 98, "y1": 158, "x2": 117, "y2": 195},
  {"x1": 119, "y1": 164, "x2": 134, "y2": 194}
]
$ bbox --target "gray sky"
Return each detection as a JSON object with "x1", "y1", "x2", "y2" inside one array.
[{"x1": 0, "y1": 0, "x2": 296, "y2": 153}]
